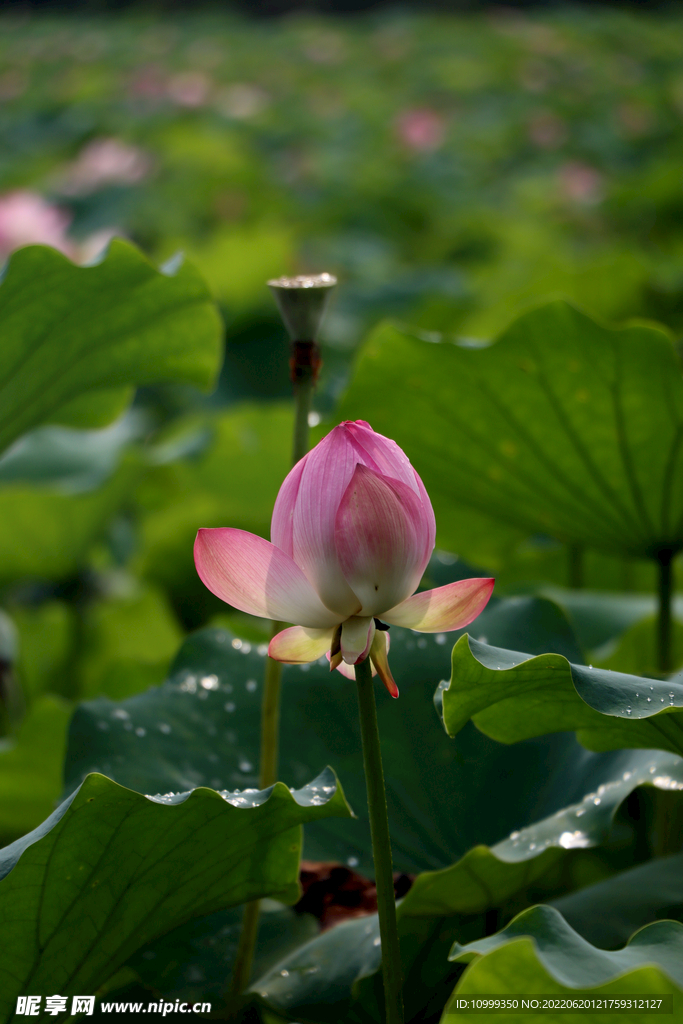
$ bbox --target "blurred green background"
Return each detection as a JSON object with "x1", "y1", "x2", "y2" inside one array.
[{"x1": 1, "y1": 2, "x2": 683, "y2": 841}]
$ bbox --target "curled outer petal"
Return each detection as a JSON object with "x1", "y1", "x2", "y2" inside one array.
[
  {"x1": 369, "y1": 629, "x2": 398, "y2": 698},
  {"x1": 340, "y1": 615, "x2": 375, "y2": 665},
  {"x1": 382, "y1": 577, "x2": 495, "y2": 632},
  {"x1": 194, "y1": 528, "x2": 341, "y2": 629},
  {"x1": 268, "y1": 625, "x2": 336, "y2": 664},
  {"x1": 335, "y1": 465, "x2": 428, "y2": 617}
]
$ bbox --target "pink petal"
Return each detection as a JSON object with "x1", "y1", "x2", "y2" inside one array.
[
  {"x1": 334, "y1": 465, "x2": 427, "y2": 617},
  {"x1": 340, "y1": 616, "x2": 375, "y2": 664},
  {"x1": 382, "y1": 578, "x2": 495, "y2": 632},
  {"x1": 270, "y1": 454, "x2": 306, "y2": 558},
  {"x1": 281, "y1": 426, "x2": 362, "y2": 618},
  {"x1": 194, "y1": 528, "x2": 342, "y2": 629},
  {"x1": 369, "y1": 629, "x2": 399, "y2": 698},
  {"x1": 269, "y1": 625, "x2": 335, "y2": 664},
  {"x1": 344, "y1": 420, "x2": 423, "y2": 496},
  {"x1": 413, "y1": 468, "x2": 436, "y2": 570}
]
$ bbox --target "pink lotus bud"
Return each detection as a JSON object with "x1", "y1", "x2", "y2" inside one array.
[
  {"x1": 194, "y1": 421, "x2": 494, "y2": 697},
  {"x1": 271, "y1": 421, "x2": 435, "y2": 619}
]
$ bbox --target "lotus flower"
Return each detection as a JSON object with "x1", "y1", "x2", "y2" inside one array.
[{"x1": 194, "y1": 421, "x2": 494, "y2": 697}]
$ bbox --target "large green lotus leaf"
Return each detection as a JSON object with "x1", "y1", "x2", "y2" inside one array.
[
  {"x1": 0, "y1": 414, "x2": 141, "y2": 493},
  {"x1": 123, "y1": 900, "x2": 318, "y2": 1005},
  {"x1": 0, "y1": 696, "x2": 71, "y2": 844},
  {"x1": 540, "y1": 587, "x2": 683, "y2": 653},
  {"x1": 77, "y1": 582, "x2": 182, "y2": 701},
  {"x1": 48, "y1": 386, "x2": 135, "y2": 430},
  {"x1": 594, "y1": 615, "x2": 683, "y2": 678},
  {"x1": 541, "y1": 586, "x2": 683, "y2": 674},
  {"x1": 438, "y1": 635, "x2": 683, "y2": 755},
  {"x1": 0, "y1": 240, "x2": 222, "y2": 452},
  {"x1": 252, "y1": 761, "x2": 683, "y2": 1024},
  {"x1": 336, "y1": 302, "x2": 683, "y2": 561},
  {"x1": 181, "y1": 224, "x2": 294, "y2": 310},
  {"x1": 0, "y1": 459, "x2": 139, "y2": 583},
  {"x1": 551, "y1": 852, "x2": 683, "y2": 950},
  {"x1": 252, "y1": 845, "x2": 561, "y2": 1024},
  {"x1": 491, "y1": 748, "x2": 683, "y2": 863},
  {"x1": 0, "y1": 768, "x2": 350, "y2": 1021},
  {"x1": 445, "y1": 907, "x2": 683, "y2": 1022},
  {"x1": 65, "y1": 597, "x2": 619, "y2": 876},
  {"x1": 12, "y1": 602, "x2": 73, "y2": 700}
]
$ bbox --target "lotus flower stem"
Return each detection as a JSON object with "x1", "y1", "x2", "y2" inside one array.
[
  {"x1": 260, "y1": 619, "x2": 286, "y2": 789},
  {"x1": 355, "y1": 655, "x2": 404, "y2": 1024}
]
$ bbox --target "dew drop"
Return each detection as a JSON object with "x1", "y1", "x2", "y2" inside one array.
[
  {"x1": 224, "y1": 702, "x2": 236, "y2": 713},
  {"x1": 135, "y1": 727, "x2": 146, "y2": 737},
  {"x1": 232, "y1": 639, "x2": 243, "y2": 650},
  {"x1": 559, "y1": 830, "x2": 590, "y2": 849},
  {"x1": 246, "y1": 680, "x2": 257, "y2": 692},
  {"x1": 158, "y1": 723, "x2": 172, "y2": 734},
  {"x1": 347, "y1": 856, "x2": 359, "y2": 867},
  {"x1": 373, "y1": 937, "x2": 381, "y2": 947}
]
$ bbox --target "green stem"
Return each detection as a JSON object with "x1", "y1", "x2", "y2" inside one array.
[
  {"x1": 355, "y1": 657, "x2": 404, "y2": 1024},
  {"x1": 228, "y1": 900, "x2": 260, "y2": 996},
  {"x1": 260, "y1": 620, "x2": 285, "y2": 789},
  {"x1": 657, "y1": 549, "x2": 674, "y2": 676},
  {"x1": 229, "y1": 368, "x2": 314, "y2": 997}
]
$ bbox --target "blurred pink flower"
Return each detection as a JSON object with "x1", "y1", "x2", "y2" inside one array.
[
  {"x1": 395, "y1": 108, "x2": 446, "y2": 153},
  {"x1": 0, "y1": 191, "x2": 74, "y2": 258},
  {"x1": 558, "y1": 161, "x2": 604, "y2": 205},
  {"x1": 195, "y1": 421, "x2": 494, "y2": 697},
  {"x1": 129, "y1": 65, "x2": 167, "y2": 100},
  {"x1": 59, "y1": 138, "x2": 152, "y2": 196},
  {"x1": 167, "y1": 71, "x2": 211, "y2": 108},
  {"x1": 216, "y1": 83, "x2": 268, "y2": 120},
  {"x1": 528, "y1": 111, "x2": 567, "y2": 149}
]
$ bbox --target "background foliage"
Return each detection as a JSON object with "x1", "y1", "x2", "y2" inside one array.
[{"x1": 1, "y1": 5, "x2": 683, "y2": 1022}]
